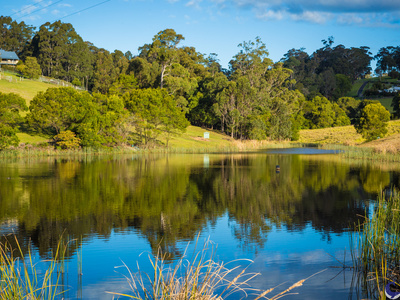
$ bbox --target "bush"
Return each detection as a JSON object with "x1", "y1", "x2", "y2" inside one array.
[
  {"x1": 54, "y1": 130, "x2": 81, "y2": 149},
  {"x1": 72, "y1": 78, "x2": 82, "y2": 86},
  {"x1": 355, "y1": 103, "x2": 390, "y2": 141}
]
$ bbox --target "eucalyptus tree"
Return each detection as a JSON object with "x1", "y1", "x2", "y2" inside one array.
[
  {"x1": 127, "y1": 57, "x2": 159, "y2": 88},
  {"x1": 148, "y1": 29, "x2": 185, "y2": 88},
  {"x1": 0, "y1": 16, "x2": 35, "y2": 56},
  {"x1": 123, "y1": 88, "x2": 189, "y2": 146},
  {"x1": 223, "y1": 38, "x2": 303, "y2": 139},
  {"x1": 92, "y1": 50, "x2": 117, "y2": 94},
  {"x1": 29, "y1": 21, "x2": 94, "y2": 83},
  {"x1": 375, "y1": 46, "x2": 400, "y2": 75}
]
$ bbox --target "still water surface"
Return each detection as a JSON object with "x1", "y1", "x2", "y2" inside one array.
[{"x1": 1, "y1": 149, "x2": 399, "y2": 299}]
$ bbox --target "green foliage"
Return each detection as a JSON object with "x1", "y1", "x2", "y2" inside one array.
[
  {"x1": 16, "y1": 56, "x2": 41, "y2": 79},
  {"x1": 54, "y1": 130, "x2": 81, "y2": 149},
  {"x1": 27, "y1": 87, "x2": 93, "y2": 135},
  {"x1": 333, "y1": 74, "x2": 352, "y2": 99},
  {"x1": 355, "y1": 103, "x2": 390, "y2": 141},
  {"x1": 301, "y1": 96, "x2": 350, "y2": 129},
  {"x1": 72, "y1": 78, "x2": 82, "y2": 86},
  {"x1": 392, "y1": 93, "x2": 400, "y2": 118},
  {"x1": 148, "y1": 28, "x2": 185, "y2": 89},
  {"x1": 353, "y1": 189, "x2": 400, "y2": 299},
  {"x1": 375, "y1": 46, "x2": 400, "y2": 75},
  {"x1": 0, "y1": 92, "x2": 28, "y2": 150},
  {"x1": 124, "y1": 88, "x2": 189, "y2": 146},
  {"x1": 92, "y1": 50, "x2": 116, "y2": 94},
  {"x1": 27, "y1": 87, "x2": 127, "y2": 147},
  {"x1": 0, "y1": 16, "x2": 35, "y2": 56},
  {"x1": 108, "y1": 74, "x2": 138, "y2": 96},
  {"x1": 30, "y1": 21, "x2": 94, "y2": 84},
  {"x1": 389, "y1": 70, "x2": 400, "y2": 79},
  {"x1": 78, "y1": 93, "x2": 128, "y2": 147},
  {"x1": 336, "y1": 97, "x2": 360, "y2": 122},
  {"x1": 282, "y1": 43, "x2": 372, "y2": 99}
]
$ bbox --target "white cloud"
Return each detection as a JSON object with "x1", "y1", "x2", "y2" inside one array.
[
  {"x1": 16, "y1": 5, "x2": 38, "y2": 16},
  {"x1": 337, "y1": 13, "x2": 364, "y2": 25},
  {"x1": 257, "y1": 10, "x2": 284, "y2": 21},
  {"x1": 59, "y1": 3, "x2": 72, "y2": 8},
  {"x1": 290, "y1": 11, "x2": 332, "y2": 24},
  {"x1": 186, "y1": 0, "x2": 203, "y2": 9}
]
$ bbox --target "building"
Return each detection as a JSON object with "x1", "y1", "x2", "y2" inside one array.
[{"x1": 0, "y1": 49, "x2": 19, "y2": 66}]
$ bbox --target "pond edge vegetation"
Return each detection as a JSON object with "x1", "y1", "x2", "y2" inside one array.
[
  {"x1": 352, "y1": 188, "x2": 400, "y2": 299},
  {"x1": 0, "y1": 236, "x2": 313, "y2": 300}
]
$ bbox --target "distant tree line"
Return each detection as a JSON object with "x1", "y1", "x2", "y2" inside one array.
[{"x1": 0, "y1": 16, "x2": 398, "y2": 149}]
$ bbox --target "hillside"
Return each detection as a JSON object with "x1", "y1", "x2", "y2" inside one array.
[
  {"x1": 360, "y1": 133, "x2": 400, "y2": 153},
  {"x1": 0, "y1": 72, "x2": 53, "y2": 107},
  {"x1": 2, "y1": 73, "x2": 400, "y2": 150},
  {"x1": 349, "y1": 76, "x2": 399, "y2": 113},
  {"x1": 299, "y1": 120, "x2": 400, "y2": 152}
]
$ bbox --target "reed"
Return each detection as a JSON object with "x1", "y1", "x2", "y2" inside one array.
[
  {"x1": 322, "y1": 144, "x2": 400, "y2": 162},
  {"x1": 352, "y1": 189, "x2": 400, "y2": 298},
  {"x1": 0, "y1": 236, "x2": 63, "y2": 299},
  {"x1": 0, "y1": 145, "x2": 138, "y2": 158},
  {"x1": 108, "y1": 238, "x2": 308, "y2": 300},
  {"x1": 0, "y1": 235, "x2": 83, "y2": 300}
]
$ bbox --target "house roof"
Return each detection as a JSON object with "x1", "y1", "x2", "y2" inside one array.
[{"x1": 0, "y1": 49, "x2": 19, "y2": 60}]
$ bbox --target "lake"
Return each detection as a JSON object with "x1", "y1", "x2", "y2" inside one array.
[{"x1": 0, "y1": 149, "x2": 398, "y2": 299}]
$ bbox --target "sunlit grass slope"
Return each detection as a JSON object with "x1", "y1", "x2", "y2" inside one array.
[
  {"x1": 16, "y1": 133, "x2": 49, "y2": 144},
  {"x1": 1, "y1": 74, "x2": 53, "y2": 144},
  {"x1": 299, "y1": 125, "x2": 363, "y2": 145},
  {"x1": 299, "y1": 120, "x2": 400, "y2": 146},
  {"x1": 167, "y1": 126, "x2": 235, "y2": 150},
  {"x1": 0, "y1": 73, "x2": 53, "y2": 106}
]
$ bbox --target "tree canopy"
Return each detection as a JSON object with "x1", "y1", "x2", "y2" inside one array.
[
  {"x1": 355, "y1": 103, "x2": 390, "y2": 141},
  {"x1": 1, "y1": 16, "x2": 400, "y2": 149},
  {"x1": 0, "y1": 92, "x2": 28, "y2": 150}
]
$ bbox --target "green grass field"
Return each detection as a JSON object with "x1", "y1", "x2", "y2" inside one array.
[
  {"x1": 0, "y1": 72, "x2": 53, "y2": 106},
  {"x1": 16, "y1": 133, "x2": 49, "y2": 145},
  {"x1": 369, "y1": 97, "x2": 393, "y2": 113},
  {"x1": 2, "y1": 71, "x2": 400, "y2": 150},
  {"x1": 346, "y1": 78, "x2": 367, "y2": 98},
  {"x1": 298, "y1": 119, "x2": 400, "y2": 145},
  {"x1": 167, "y1": 126, "x2": 234, "y2": 150}
]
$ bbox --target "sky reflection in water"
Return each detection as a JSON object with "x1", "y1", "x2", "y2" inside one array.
[{"x1": 0, "y1": 152, "x2": 396, "y2": 299}]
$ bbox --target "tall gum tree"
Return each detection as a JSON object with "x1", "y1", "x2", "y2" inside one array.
[{"x1": 148, "y1": 29, "x2": 184, "y2": 89}]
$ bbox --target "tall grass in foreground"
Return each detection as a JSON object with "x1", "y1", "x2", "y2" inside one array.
[
  {"x1": 352, "y1": 189, "x2": 400, "y2": 299},
  {"x1": 108, "y1": 239, "x2": 313, "y2": 300},
  {"x1": 0, "y1": 236, "x2": 61, "y2": 299},
  {"x1": 0, "y1": 235, "x2": 81, "y2": 300}
]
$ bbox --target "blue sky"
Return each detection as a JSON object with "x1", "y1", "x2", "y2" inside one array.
[{"x1": 3, "y1": 0, "x2": 400, "y2": 70}]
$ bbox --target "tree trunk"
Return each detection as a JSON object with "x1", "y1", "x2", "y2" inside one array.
[{"x1": 160, "y1": 64, "x2": 166, "y2": 88}]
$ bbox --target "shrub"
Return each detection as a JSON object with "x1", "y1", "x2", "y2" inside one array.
[
  {"x1": 354, "y1": 103, "x2": 390, "y2": 141},
  {"x1": 54, "y1": 130, "x2": 81, "y2": 149}
]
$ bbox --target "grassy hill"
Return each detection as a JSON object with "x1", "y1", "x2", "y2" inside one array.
[
  {"x1": 0, "y1": 72, "x2": 53, "y2": 107},
  {"x1": 2, "y1": 72, "x2": 400, "y2": 151},
  {"x1": 299, "y1": 120, "x2": 400, "y2": 149},
  {"x1": 348, "y1": 76, "x2": 399, "y2": 113}
]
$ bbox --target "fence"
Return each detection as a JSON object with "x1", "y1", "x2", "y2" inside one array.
[{"x1": 0, "y1": 70, "x2": 85, "y2": 91}]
